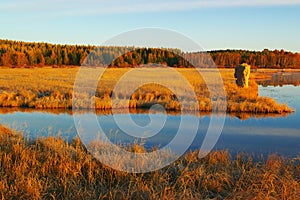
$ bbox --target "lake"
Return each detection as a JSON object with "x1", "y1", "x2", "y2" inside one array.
[{"x1": 0, "y1": 74, "x2": 299, "y2": 158}]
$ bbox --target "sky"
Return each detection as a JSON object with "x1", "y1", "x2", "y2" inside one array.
[{"x1": 1, "y1": 0, "x2": 300, "y2": 52}]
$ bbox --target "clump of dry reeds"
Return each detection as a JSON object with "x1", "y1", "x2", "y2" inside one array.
[
  {"x1": 225, "y1": 80, "x2": 293, "y2": 113},
  {"x1": 0, "y1": 125, "x2": 299, "y2": 199}
]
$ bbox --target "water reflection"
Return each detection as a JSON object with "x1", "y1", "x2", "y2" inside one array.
[
  {"x1": 0, "y1": 82, "x2": 299, "y2": 158},
  {"x1": 257, "y1": 72, "x2": 300, "y2": 86},
  {"x1": 0, "y1": 107, "x2": 289, "y2": 120},
  {"x1": 0, "y1": 110, "x2": 299, "y2": 158}
]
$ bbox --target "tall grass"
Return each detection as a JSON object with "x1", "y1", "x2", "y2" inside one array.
[
  {"x1": 0, "y1": 67, "x2": 294, "y2": 113},
  {"x1": 0, "y1": 125, "x2": 299, "y2": 199}
]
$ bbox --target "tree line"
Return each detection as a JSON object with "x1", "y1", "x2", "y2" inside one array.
[{"x1": 1, "y1": 39, "x2": 299, "y2": 68}]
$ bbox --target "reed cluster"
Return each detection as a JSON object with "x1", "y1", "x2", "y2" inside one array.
[{"x1": 0, "y1": 125, "x2": 299, "y2": 199}]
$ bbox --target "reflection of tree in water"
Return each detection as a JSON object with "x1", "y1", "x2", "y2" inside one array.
[
  {"x1": 257, "y1": 72, "x2": 300, "y2": 86},
  {"x1": 234, "y1": 112, "x2": 289, "y2": 120},
  {"x1": 0, "y1": 108, "x2": 289, "y2": 121}
]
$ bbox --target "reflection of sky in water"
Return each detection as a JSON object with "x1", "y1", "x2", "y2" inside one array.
[
  {"x1": 0, "y1": 85, "x2": 299, "y2": 158},
  {"x1": 260, "y1": 85, "x2": 300, "y2": 109},
  {"x1": 0, "y1": 112, "x2": 77, "y2": 140}
]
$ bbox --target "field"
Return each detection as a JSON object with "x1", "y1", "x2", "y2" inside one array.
[
  {"x1": 0, "y1": 67, "x2": 293, "y2": 113},
  {"x1": 0, "y1": 125, "x2": 299, "y2": 199}
]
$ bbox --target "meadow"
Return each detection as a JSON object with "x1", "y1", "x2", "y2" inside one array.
[
  {"x1": 0, "y1": 125, "x2": 299, "y2": 199},
  {"x1": 0, "y1": 67, "x2": 293, "y2": 113}
]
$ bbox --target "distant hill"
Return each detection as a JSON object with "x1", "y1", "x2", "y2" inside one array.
[{"x1": 0, "y1": 39, "x2": 299, "y2": 68}]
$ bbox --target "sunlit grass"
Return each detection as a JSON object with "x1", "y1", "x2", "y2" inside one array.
[
  {"x1": 0, "y1": 125, "x2": 299, "y2": 199},
  {"x1": 0, "y1": 67, "x2": 293, "y2": 113}
]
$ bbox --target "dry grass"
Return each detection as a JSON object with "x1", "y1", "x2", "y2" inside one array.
[
  {"x1": 0, "y1": 67, "x2": 293, "y2": 113},
  {"x1": 0, "y1": 125, "x2": 299, "y2": 199}
]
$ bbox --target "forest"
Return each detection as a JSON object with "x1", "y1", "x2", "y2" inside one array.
[{"x1": 1, "y1": 39, "x2": 300, "y2": 68}]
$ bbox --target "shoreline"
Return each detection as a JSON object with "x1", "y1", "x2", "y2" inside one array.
[{"x1": 0, "y1": 68, "x2": 296, "y2": 114}]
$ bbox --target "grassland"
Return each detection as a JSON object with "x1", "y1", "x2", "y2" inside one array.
[
  {"x1": 0, "y1": 125, "x2": 299, "y2": 199},
  {"x1": 0, "y1": 67, "x2": 293, "y2": 113}
]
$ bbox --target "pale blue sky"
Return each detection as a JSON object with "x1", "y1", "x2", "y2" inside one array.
[{"x1": 1, "y1": 0, "x2": 300, "y2": 52}]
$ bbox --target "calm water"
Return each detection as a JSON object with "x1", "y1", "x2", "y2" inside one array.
[
  {"x1": 0, "y1": 81, "x2": 299, "y2": 158},
  {"x1": 257, "y1": 71, "x2": 300, "y2": 87}
]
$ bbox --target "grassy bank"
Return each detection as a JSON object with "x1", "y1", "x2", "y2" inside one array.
[
  {"x1": 0, "y1": 125, "x2": 299, "y2": 199},
  {"x1": 0, "y1": 67, "x2": 293, "y2": 113}
]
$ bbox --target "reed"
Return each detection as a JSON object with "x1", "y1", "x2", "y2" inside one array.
[
  {"x1": 0, "y1": 67, "x2": 294, "y2": 113},
  {"x1": 0, "y1": 125, "x2": 299, "y2": 199}
]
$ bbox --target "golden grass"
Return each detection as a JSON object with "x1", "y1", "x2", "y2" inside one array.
[
  {"x1": 0, "y1": 67, "x2": 294, "y2": 113},
  {"x1": 0, "y1": 125, "x2": 299, "y2": 199}
]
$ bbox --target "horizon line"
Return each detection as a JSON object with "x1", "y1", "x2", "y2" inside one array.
[{"x1": 1, "y1": 38, "x2": 299, "y2": 53}]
